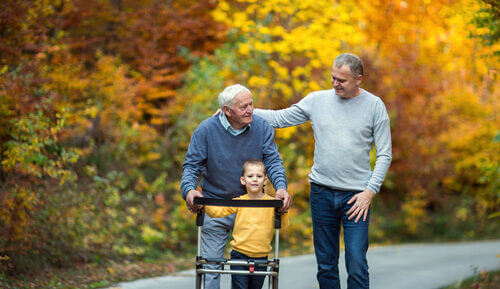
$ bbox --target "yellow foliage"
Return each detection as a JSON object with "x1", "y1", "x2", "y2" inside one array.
[
  {"x1": 210, "y1": 0, "x2": 357, "y2": 104},
  {"x1": 1, "y1": 0, "x2": 499, "y2": 274},
  {"x1": 275, "y1": 126, "x2": 297, "y2": 140},
  {"x1": 248, "y1": 76, "x2": 270, "y2": 87},
  {"x1": 141, "y1": 225, "x2": 166, "y2": 245},
  {"x1": 455, "y1": 207, "x2": 469, "y2": 222},
  {"x1": 402, "y1": 189, "x2": 430, "y2": 234},
  {"x1": 437, "y1": 84, "x2": 499, "y2": 198},
  {"x1": 238, "y1": 43, "x2": 251, "y2": 56}
]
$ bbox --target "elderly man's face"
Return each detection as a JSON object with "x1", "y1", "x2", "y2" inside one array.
[{"x1": 224, "y1": 91, "x2": 253, "y2": 130}]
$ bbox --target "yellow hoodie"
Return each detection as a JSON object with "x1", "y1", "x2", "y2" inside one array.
[{"x1": 205, "y1": 194, "x2": 288, "y2": 258}]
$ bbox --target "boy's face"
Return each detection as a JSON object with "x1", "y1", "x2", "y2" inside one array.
[{"x1": 240, "y1": 164, "x2": 267, "y2": 195}]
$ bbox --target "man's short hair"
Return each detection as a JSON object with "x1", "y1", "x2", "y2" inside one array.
[
  {"x1": 333, "y1": 53, "x2": 364, "y2": 78},
  {"x1": 218, "y1": 84, "x2": 252, "y2": 109},
  {"x1": 242, "y1": 159, "x2": 266, "y2": 176}
]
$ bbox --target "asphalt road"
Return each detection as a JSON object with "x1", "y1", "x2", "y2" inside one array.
[{"x1": 110, "y1": 240, "x2": 500, "y2": 289}]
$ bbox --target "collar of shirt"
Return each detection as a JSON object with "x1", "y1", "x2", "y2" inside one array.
[{"x1": 218, "y1": 112, "x2": 250, "y2": 136}]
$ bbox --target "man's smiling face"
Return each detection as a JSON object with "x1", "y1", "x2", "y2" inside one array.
[{"x1": 331, "y1": 64, "x2": 362, "y2": 99}]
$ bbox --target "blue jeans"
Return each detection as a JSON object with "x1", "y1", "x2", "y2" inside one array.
[
  {"x1": 310, "y1": 183, "x2": 370, "y2": 289},
  {"x1": 230, "y1": 250, "x2": 268, "y2": 289}
]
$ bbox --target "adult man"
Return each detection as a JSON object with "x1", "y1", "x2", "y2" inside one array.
[
  {"x1": 254, "y1": 53, "x2": 392, "y2": 289},
  {"x1": 181, "y1": 84, "x2": 291, "y2": 289}
]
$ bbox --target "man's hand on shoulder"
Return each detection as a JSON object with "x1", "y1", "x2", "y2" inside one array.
[
  {"x1": 346, "y1": 189, "x2": 375, "y2": 223},
  {"x1": 275, "y1": 188, "x2": 291, "y2": 212},
  {"x1": 186, "y1": 190, "x2": 204, "y2": 213}
]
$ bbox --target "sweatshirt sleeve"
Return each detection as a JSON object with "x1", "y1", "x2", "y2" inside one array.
[
  {"x1": 205, "y1": 205, "x2": 237, "y2": 218},
  {"x1": 253, "y1": 100, "x2": 310, "y2": 128},
  {"x1": 180, "y1": 126, "x2": 207, "y2": 200},
  {"x1": 366, "y1": 99, "x2": 392, "y2": 194},
  {"x1": 261, "y1": 122, "x2": 287, "y2": 191}
]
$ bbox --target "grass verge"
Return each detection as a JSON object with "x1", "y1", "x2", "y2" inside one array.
[
  {"x1": 441, "y1": 269, "x2": 500, "y2": 289},
  {"x1": 0, "y1": 255, "x2": 193, "y2": 289},
  {"x1": 0, "y1": 246, "x2": 314, "y2": 289}
]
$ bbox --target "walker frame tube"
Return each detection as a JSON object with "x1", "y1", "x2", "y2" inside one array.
[{"x1": 193, "y1": 197, "x2": 283, "y2": 289}]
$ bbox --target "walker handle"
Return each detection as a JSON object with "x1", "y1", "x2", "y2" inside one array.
[
  {"x1": 196, "y1": 207, "x2": 205, "y2": 226},
  {"x1": 193, "y1": 197, "x2": 283, "y2": 208},
  {"x1": 194, "y1": 197, "x2": 283, "y2": 228}
]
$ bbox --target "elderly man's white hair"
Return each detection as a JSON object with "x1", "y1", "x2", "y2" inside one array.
[{"x1": 218, "y1": 84, "x2": 252, "y2": 109}]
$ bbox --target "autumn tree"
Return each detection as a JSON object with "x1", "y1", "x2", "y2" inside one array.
[
  {"x1": 197, "y1": 0, "x2": 499, "y2": 242},
  {"x1": 0, "y1": 0, "x2": 226, "y2": 275}
]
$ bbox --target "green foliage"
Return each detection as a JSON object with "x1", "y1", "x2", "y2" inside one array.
[
  {"x1": 3, "y1": 103, "x2": 79, "y2": 182},
  {"x1": 1, "y1": 0, "x2": 499, "y2": 281},
  {"x1": 441, "y1": 269, "x2": 500, "y2": 289},
  {"x1": 1, "y1": 0, "x2": 226, "y2": 276},
  {"x1": 471, "y1": 0, "x2": 500, "y2": 57}
]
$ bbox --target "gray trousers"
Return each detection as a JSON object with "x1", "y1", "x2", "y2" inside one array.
[{"x1": 202, "y1": 213, "x2": 236, "y2": 289}]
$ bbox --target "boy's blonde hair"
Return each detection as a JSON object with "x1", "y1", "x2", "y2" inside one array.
[{"x1": 241, "y1": 159, "x2": 266, "y2": 176}]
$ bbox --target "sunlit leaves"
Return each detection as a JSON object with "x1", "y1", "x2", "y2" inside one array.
[
  {"x1": 202, "y1": 0, "x2": 500, "y2": 242},
  {"x1": 471, "y1": 0, "x2": 500, "y2": 57},
  {"x1": 0, "y1": 0, "x2": 225, "y2": 274},
  {"x1": 3, "y1": 107, "x2": 79, "y2": 183},
  {"x1": 1, "y1": 0, "x2": 498, "y2": 276}
]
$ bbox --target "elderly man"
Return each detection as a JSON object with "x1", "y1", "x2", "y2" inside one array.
[
  {"x1": 181, "y1": 84, "x2": 291, "y2": 289},
  {"x1": 254, "y1": 53, "x2": 392, "y2": 289}
]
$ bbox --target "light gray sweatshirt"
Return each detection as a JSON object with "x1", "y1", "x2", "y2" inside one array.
[{"x1": 254, "y1": 88, "x2": 392, "y2": 193}]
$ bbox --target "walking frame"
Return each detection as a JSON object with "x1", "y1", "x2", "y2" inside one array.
[{"x1": 193, "y1": 197, "x2": 284, "y2": 289}]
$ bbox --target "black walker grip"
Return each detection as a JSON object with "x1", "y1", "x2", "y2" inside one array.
[
  {"x1": 196, "y1": 207, "x2": 205, "y2": 226},
  {"x1": 194, "y1": 197, "x2": 284, "y2": 228},
  {"x1": 274, "y1": 208, "x2": 282, "y2": 229},
  {"x1": 193, "y1": 197, "x2": 283, "y2": 208}
]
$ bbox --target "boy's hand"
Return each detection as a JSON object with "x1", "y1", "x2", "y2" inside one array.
[
  {"x1": 186, "y1": 190, "x2": 204, "y2": 213},
  {"x1": 275, "y1": 188, "x2": 291, "y2": 212}
]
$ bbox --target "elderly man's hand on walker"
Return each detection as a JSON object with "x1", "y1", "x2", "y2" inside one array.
[
  {"x1": 186, "y1": 189, "x2": 204, "y2": 213},
  {"x1": 346, "y1": 189, "x2": 375, "y2": 223},
  {"x1": 275, "y1": 188, "x2": 291, "y2": 212}
]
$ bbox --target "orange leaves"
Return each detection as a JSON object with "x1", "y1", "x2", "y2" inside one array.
[
  {"x1": 1, "y1": 0, "x2": 498, "y2": 277},
  {"x1": 201, "y1": 0, "x2": 500, "y2": 244},
  {"x1": 0, "y1": 0, "x2": 227, "y2": 275},
  {"x1": 109, "y1": 0, "x2": 226, "y2": 126}
]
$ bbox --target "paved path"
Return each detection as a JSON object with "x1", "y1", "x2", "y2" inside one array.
[{"x1": 110, "y1": 240, "x2": 500, "y2": 289}]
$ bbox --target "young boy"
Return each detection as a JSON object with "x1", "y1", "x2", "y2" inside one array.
[{"x1": 204, "y1": 159, "x2": 289, "y2": 289}]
